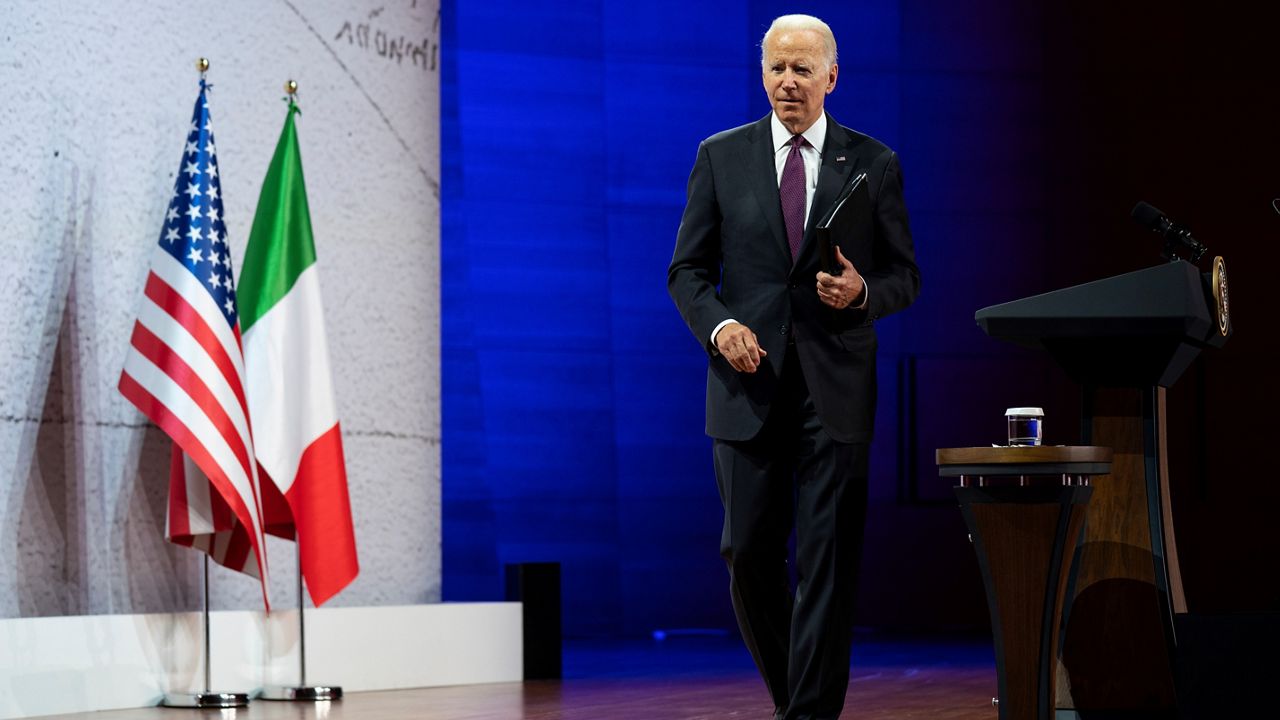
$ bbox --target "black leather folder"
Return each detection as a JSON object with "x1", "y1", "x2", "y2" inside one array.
[{"x1": 815, "y1": 171, "x2": 869, "y2": 276}]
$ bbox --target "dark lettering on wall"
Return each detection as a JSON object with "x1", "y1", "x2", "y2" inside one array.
[{"x1": 334, "y1": 4, "x2": 440, "y2": 72}]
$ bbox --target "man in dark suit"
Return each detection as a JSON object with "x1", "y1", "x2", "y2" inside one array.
[{"x1": 667, "y1": 14, "x2": 920, "y2": 720}]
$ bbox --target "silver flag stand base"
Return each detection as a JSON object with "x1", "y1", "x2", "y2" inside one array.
[
  {"x1": 258, "y1": 685, "x2": 343, "y2": 701},
  {"x1": 162, "y1": 691, "x2": 250, "y2": 708}
]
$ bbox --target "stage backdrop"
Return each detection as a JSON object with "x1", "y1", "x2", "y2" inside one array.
[
  {"x1": 0, "y1": 0, "x2": 441, "y2": 615},
  {"x1": 442, "y1": 0, "x2": 1012, "y2": 636},
  {"x1": 444, "y1": 0, "x2": 1280, "y2": 637}
]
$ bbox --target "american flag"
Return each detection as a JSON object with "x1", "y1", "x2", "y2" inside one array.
[{"x1": 118, "y1": 82, "x2": 270, "y2": 607}]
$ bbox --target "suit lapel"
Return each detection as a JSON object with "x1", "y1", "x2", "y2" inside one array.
[
  {"x1": 793, "y1": 116, "x2": 860, "y2": 276},
  {"x1": 744, "y1": 116, "x2": 792, "y2": 262}
]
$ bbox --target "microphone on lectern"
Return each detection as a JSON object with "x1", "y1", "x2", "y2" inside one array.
[{"x1": 1131, "y1": 201, "x2": 1208, "y2": 263}]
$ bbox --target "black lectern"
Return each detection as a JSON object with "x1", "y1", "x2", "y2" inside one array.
[{"x1": 975, "y1": 258, "x2": 1230, "y2": 718}]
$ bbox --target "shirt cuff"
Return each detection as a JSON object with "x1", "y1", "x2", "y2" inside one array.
[
  {"x1": 710, "y1": 318, "x2": 738, "y2": 348},
  {"x1": 853, "y1": 283, "x2": 869, "y2": 310}
]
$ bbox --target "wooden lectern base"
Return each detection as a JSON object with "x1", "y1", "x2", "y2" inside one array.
[{"x1": 1058, "y1": 387, "x2": 1180, "y2": 716}]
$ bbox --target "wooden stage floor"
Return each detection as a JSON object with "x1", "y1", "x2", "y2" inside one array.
[{"x1": 39, "y1": 636, "x2": 999, "y2": 719}]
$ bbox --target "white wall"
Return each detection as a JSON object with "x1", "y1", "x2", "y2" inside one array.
[{"x1": 0, "y1": 0, "x2": 441, "y2": 615}]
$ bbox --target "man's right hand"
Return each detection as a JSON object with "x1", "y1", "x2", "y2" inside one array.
[{"x1": 715, "y1": 322, "x2": 768, "y2": 373}]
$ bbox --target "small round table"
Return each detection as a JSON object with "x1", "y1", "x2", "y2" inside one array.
[{"x1": 936, "y1": 446, "x2": 1112, "y2": 720}]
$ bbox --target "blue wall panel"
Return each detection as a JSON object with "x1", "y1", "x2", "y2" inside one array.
[{"x1": 444, "y1": 0, "x2": 1049, "y2": 635}]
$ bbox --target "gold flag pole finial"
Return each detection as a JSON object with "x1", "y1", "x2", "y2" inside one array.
[
  {"x1": 285, "y1": 79, "x2": 298, "y2": 95},
  {"x1": 196, "y1": 57, "x2": 210, "y2": 76}
]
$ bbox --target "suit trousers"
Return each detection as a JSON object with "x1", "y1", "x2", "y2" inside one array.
[{"x1": 713, "y1": 344, "x2": 870, "y2": 720}]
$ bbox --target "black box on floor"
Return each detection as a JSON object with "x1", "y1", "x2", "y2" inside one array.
[{"x1": 505, "y1": 562, "x2": 562, "y2": 680}]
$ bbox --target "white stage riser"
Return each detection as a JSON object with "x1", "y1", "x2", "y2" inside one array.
[{"x1": 0, "y1": 602, "x2": 522, "y2": 719}]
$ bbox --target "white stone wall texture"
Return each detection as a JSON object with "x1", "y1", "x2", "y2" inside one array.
[{"x1": 0, "y1": 0, "x2": 441, "y2": 616}]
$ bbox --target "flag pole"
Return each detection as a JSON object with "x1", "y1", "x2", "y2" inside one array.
[
  {"x1": 162, "y1": 551, "x2": 250, "y2": 708},
  {"x1": 251, "y1": 78, "x2": 344, "y2": 703},
  {"x1": 157, "y1": 60, "x2": 252, "y2": 710},
  {"x1": 298, "y1": 543, "x2": 306, "y2": 687},
  {"x1": 259, "y1": 534, "x2": 343, "y2": 701},
  {"x1": 204, "y1": 554, "x2": 211, "y2": 692}
]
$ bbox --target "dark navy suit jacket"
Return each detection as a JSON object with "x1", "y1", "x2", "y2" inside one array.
[{"x1": 668, "y1": 112, "x2": 920, "y2": 443}]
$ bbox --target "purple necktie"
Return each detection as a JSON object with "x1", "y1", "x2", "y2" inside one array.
[{"x1": 779, "y1": 134, "x2": 807, "y2": 261}]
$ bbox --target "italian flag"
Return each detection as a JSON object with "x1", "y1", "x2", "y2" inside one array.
[{"x1": 238, "y1": 100, "x2": 359, "y2": 606}]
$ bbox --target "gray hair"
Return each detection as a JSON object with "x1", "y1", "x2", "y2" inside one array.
[{"x1": 760, "y1": 14, "x2": 838, "y2": 69}]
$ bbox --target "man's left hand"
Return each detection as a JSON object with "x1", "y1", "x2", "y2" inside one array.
[{"x1": 815, "y1": 247, "x2": 865, "y2": 309}]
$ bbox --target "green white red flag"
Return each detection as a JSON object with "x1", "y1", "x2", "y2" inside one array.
[{"x1": 238, "y1": 99, "x2": 359, "y2": 606}]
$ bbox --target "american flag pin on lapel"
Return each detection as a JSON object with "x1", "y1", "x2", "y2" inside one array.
[{"x1": 836, "y1": 155, "x2": 847, "y2": 162}]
